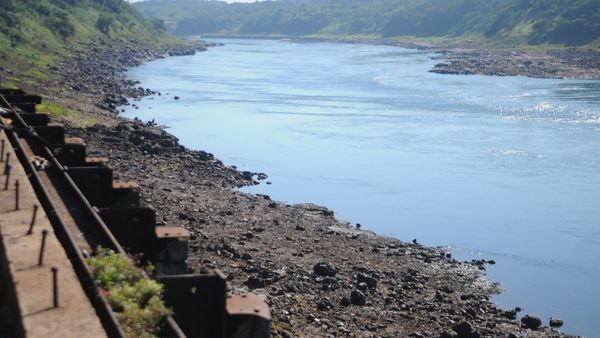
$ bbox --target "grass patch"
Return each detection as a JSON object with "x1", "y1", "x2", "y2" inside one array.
[
  {"x1": 37, "y1": 100, "x2": 101, "y2": 127},
  {"x1": 0, "y1": 81, "x2": 18, "y2": 89},
  {"x1": 86, "y1": 248, "x2": 171, "y2": 338},
  {"x1": 23, "y1": 67, "x2": 48, "y2": 81},
  {"x1": 36, "y1": 101, "x2": 79, "y2": 119}
]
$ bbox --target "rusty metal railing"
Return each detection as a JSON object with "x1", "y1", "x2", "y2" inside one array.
[{"x1": 0, "y1": 91, "x2": 185, "y2": 338}]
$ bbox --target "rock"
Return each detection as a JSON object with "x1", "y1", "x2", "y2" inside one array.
[
  {"x1": 357, "y1": 273, "x2": 377, "y2": 288},
  {"x1": 340, "y1": 297, "x2": 351, "y2": 307},
  {"x1": 350, "y1": 290, "x2": 366, "y2": 306},
  {"x1": 441, "y1": 285, "x2": 454, "y2": 294},
  {"x1": 256, "y1": 173, "x2": 268, "y2": 180},
  {"x1": 451, "y1": 321, "x2": 472, "y2": 337},
  {"x1": 296, "y1": 203, "x2": 334, "y2": 217},
  {"x1": 501, "y1": 309, "x2": 517, "y2": 319},
  {"x1": 245, "y1": 276, "x2": 265, "y2": 289},
  {"x1": 313, "y1": 262, "x2": 336, "y2": 277},
  {"x1": 438, "y1": 331, "x2": 458, "y2": 338},
  {"x1": 316, "y1": 298, "x2": 333, "y2": 311},
  {"x1": 174, "y1": 96, "x2": 180, "y2": 100},
  {"x1": 321, "y1": 276, "x2": 338, "y2": 285},
  {"x1": 521, "y1": 315, "x2": 542, "y2": 330},
  {"x1": 549, "y1": 317, "x2": 564, "y2": 328}
]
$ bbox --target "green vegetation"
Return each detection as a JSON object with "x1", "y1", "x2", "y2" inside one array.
[
  {"x1": 35, "y1": 101, "x2": 101, "y2": 126},
  {"x1": 0, "y1": 0, "x2": 180, "y2": 87},
  {"x1": 135, "y1": 0, "x2": 600, "y2": 48},
  {"x1": 37, "y1": 101, "x2": 79, "y2": 118},
  {"x1": 86, "y1": 248, "x2": 171, "y2": 338}
]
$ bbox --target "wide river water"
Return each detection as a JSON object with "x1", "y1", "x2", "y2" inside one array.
[{"x1": 122, "y1": 39, "x2": 600, "y2": 336}]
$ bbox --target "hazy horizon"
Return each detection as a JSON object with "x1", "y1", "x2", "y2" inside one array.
[{"x1": 128, "y1": 0, "x2": 264, "y2": 3}]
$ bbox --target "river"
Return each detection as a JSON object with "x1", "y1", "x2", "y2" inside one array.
[{"x1": 122, "y1": 39, "x2": 600, "y2": 336}]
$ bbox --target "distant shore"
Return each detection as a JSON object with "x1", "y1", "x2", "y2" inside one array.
[
  {"x1": 197, "y1": 34, "x2": 600, "y2": 80},
  {"x1": 28, "y1": 38, "x2": 578, "y2": 337},
  {"x1": 429, "y1": 48, "x2": 600, "y2": 80}
]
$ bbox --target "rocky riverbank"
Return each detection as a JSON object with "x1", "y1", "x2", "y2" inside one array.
[
  {"x1": 67, "y1": 119, "x2": 577, "y2": 338},
  {"x1": 429, "y1": 48, "x2": 600, "y2": 79},
  {"x1": 23, "y1": 39, "x2": 218, "y2": 126},
  {"x1": 29, "y1": 39, "x2": 584, "y2": 337}
]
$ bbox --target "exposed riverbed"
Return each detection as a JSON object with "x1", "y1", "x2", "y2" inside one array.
[{"x1": 121, "y1": 39, "x2": 600, "y2": 336}]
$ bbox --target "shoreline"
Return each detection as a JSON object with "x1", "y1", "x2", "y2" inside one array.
[
  {"x1": 429, "y1": 48, "x2": 600, "y2": 80},
  {"x1": 31, "y1": 39, "x2": 579, "y2": 337},
  {"x1": 197, "y1": 34, "x2": 600, "y2": 80}
]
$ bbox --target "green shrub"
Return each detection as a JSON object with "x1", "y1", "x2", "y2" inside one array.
[
  {"x1": 86, "y1": 248, "x2": 171, "y2": 338},
  {"x1": 150, "y1": 18, "x2": 166, "y2": 32},
  {"x1": 96, "y1": 13, "x2": 114, "y2": 34},
  {"x1": 45, "y1": 15, "x2": 75, "y2": 38}
]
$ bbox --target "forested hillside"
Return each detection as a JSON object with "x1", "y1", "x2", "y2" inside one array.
[
  {"x1": 0, "y1": 0, "x2": 176, "y2": 84},
  {"x1": 135, "y1": 0, "x2": 600, "y2": 47}
]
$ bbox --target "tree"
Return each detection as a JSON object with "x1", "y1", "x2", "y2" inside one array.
[{"x1": 96, "y1": 13, "x2": 114, "y2": 34}]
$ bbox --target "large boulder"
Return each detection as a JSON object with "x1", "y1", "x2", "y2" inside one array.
[
  {"x1": 521, "y1": 315, "x2": 542, "y2": 330},
  {"x1": 350, "y1": 290, "x2": 366, "y2": 306},
  {"x1": 313, "y1": 262, "x2": 336, "y2": 277}
]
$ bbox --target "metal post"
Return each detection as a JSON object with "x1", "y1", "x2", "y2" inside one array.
[
  {"x1": 38, "y1": 229, "x2": 48, "y2": 266},
  {"x1": 3, "y1": 152, "x2": 9, "y2": 174},
  {"x1": 4, "y1": 164, "x2": 10, "y2": 190},
  {"x1": 51, "y1": 266, "x2": 59, "y2": 308},
  {"x1": 14, "y1": 179, "x2": 19, "y2": 210},
  {"x1": 27, "y1": 204, "x2": 39, "y2": 235}
]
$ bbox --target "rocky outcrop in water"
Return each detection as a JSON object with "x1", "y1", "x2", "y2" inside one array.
[{"x1": 430, "y1": 49, "x2": 600, "y2": 80}]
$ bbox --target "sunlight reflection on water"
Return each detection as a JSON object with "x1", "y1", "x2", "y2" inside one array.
[{"x1": 122, "y1": 39, "x2": 600, "y2": 336}]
